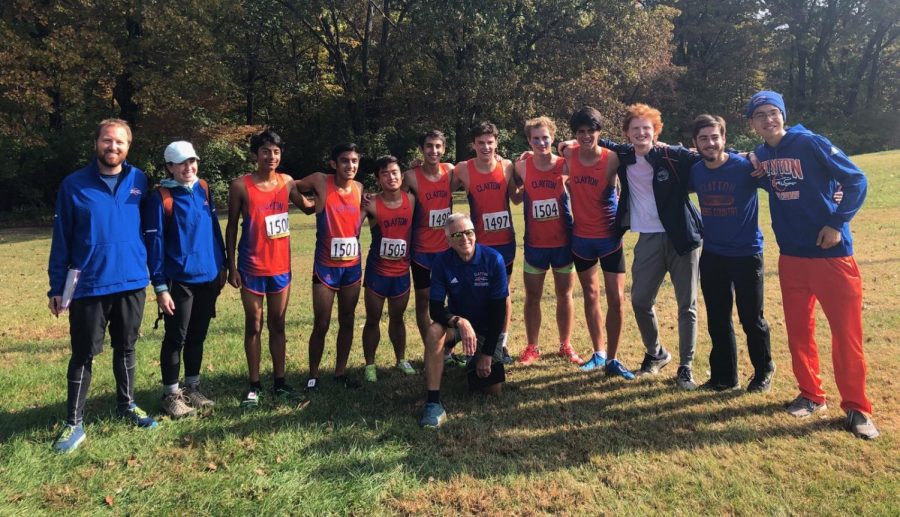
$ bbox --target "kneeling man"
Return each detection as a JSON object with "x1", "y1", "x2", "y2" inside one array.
[{"x1": 419, "y1": 213, "x2": 509, "y2": 428}]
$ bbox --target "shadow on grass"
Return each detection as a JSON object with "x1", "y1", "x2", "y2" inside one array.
[{"x1": 0, "y1": 364, "x2": 843, "y2": 482}]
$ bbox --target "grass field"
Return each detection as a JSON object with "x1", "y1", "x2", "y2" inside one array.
[{"x1": 1, "y1": 150, "x2": 898, "y2": 515}]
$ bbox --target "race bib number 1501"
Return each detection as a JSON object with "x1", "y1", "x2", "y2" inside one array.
[{"x1": 330, "y1": 237, "x2": 359, "y2": 260}]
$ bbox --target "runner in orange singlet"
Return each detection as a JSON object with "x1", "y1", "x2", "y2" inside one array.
[
  {"x1": 225, "y1": 129, "x2": 314, "y2": 407},
  {"x1": 403, "y1": 130, "x2": 454, "y2": 345},
  {"x1": 561, "y1": 107, "x2": 633, "y2": 378},
  {"x1": 361, "y1": 156, "x2": 417, "y2": 382},
  {"x1": 514, "y1": 117, "x2": 579, "y2": 366},
  {"x1": 294, "y1": 143, "x2": 364, "y2": 391},
  {"x1": 452, "y1": 121, "x2": 519, "y2": 363}
]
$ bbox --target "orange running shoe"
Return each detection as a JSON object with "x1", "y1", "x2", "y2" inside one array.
[
  {"x1": 519, "y1": 344, "x2": 540, "y2": 366},
  {"x1": 558, "y1": 343, "x2": 583, "y2": 365}
]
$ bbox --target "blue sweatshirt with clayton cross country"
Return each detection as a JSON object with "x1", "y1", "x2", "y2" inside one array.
[
  {"x1": 754, "y1": 124, "x2": 867, "y2": 258},
  {"x1": 688, "y1": 153, "x2": 763, "y2": 257},
  {"x1": 142, "y1": 179, "x2": 226, "y2": 289},
  {"x1": 48, "y1": 159, "x2": 149, "y2": 299}
]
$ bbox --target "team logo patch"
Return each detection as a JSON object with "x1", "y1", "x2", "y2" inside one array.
[
  {"x1": 129, "y1": 188, "x2": 142, "y2": 196},
  {"x1": 655, "y1": 170, "x2": 669, "y2": 182}
]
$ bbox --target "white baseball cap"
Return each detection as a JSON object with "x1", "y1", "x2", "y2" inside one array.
[{"x1": 164, "y1": 141, "x2": 200, "y2": 164}]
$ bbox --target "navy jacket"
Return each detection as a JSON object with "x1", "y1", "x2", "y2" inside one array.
[
  {"x1": 48, "y1": 159, "x2": 149, "y2": 298},
  {"x1": 602, "y1": 140, "x2": 703, "y2": 255}
]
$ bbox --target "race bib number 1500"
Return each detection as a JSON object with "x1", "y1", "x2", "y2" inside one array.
[{"x1": 264, "y1": 212, "x2": 290, "y2": 239}]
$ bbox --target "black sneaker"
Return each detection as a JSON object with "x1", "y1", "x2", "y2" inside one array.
[
  {"x1": 700, "y1": 380, "x2": 740, "y2": 392},
  {"x1": 747, "y1": 366, "x2": 775, "y2": 393},
  {"x1": 635, "y1": 348, "x2": 672, "y2": 377},
  {"x1": 501, "y1": 347, "x2": 514, "y2": 365},
  {"x1": 273, "y1": 383, "x2": 301, "y2": 401},
  {"x1": 304, "y1": 377, "x2": 320, "y2": 393},
  {"x1": 333, "y1": 374, "x2": 361, "y2": 390}
]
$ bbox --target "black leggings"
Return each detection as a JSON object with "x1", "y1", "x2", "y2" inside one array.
[
  {"x1": 159, "y1": 280, "x2": 219, "y2": 386},
  {"x1": 67, "y1": 289, "x2": 145, "y2": 425}
]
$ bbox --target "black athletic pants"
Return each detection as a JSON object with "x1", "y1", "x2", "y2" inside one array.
[
  {"x1": 160, "y1": 280, "x2": 219, "y2": 386},
  {"x1": 66, "y1": 288, "x2": 145, "y2": 426},
  {"x1": 699, "y1": 251, "x2": 772, "y2": 386}
]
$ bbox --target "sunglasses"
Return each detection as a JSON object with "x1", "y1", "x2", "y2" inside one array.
[{"x1": 450, "y1": 229, "x2": 476, "y2": 240}]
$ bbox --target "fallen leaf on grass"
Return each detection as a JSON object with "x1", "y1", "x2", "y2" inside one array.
[
  {"x1": 275, "y1": 456, "x2": 283, "y2": 464},
  {"x1": 126, "y1": 455, "x2": 140, "y2": 467},
  {"x1": 7, "y1": 494, "x2": 24, "y2": 503},
  {"x1": 104, "y1": 495, "x2": 114, "y2": 506},
  {"x1": 255, "y1": 468, "x2": 267, "y2": 476},
  {"x1": 206, "y1": 363, "x2": 214, "y2": 372},
  {"x1": 206, "y1": 463, "x2": 218, "y2": 472}
]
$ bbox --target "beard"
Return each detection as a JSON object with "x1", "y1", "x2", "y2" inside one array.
[
  {"x1": 701, "y1": 147, "x2": 722, "y2": 162},
  {"x1": 97, "y1": 149, "x2": 126, "y2": 169}
]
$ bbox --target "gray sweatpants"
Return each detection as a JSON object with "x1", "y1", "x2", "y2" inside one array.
[{"x1": 630, "y1": 232, "x2": 700, "y2": 367}]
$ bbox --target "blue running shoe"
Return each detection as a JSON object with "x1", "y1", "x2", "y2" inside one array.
[
  {"x1": 53, "y1": 424, "x2": 85, "y2": 453},
  {"x1": 418, "y1": 402, "x2": 447, "y2": 428},
  {"x1": 579, "y1": 352, "x2": 607, "y2": 371},
  {"x1": 605, "y1": 359, "x2": 636, "y2": 380},
  {"x1": 118, "y1": 404, "x2": 159, "y2": 429}
]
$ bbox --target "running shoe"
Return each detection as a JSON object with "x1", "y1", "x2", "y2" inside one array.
[
  {"x1": 334, "y1": 374, "x2": 361, "y2": 390},
  {"x1": 747, "y1": 365, "x2": 775, "y2": 393},
  {"x1": 183, "y1": 384, "x2": 215, "y2": 408},
  {"x1": 675, "y1": 365, "x2": 697, "y2": 390},
  {"x1": 53, "y1": 424, "x2": 85, "y2": 453},
  {"x1": 785, "y1": 395, "x2": 826, "y2": 418},
  {"x1": 605, "y1": 359, "x2": 635, "y2": 380},
  {"x1": 273, "y1": 384, "x2": 301, "y2": 401},
  {"x1": 364, "y1": 364, "x2": 378, "y2": 383},
  {"x1": 118, "y1": 404, "x2": 159, "y2": 428},
  {"x1": 579, "y1": 351, "x2": 607, "y2": 371},
  {"x1": 845, "y1": 410, "x2": 879, "y2": 440},
  {"x1": 161, "y1": 390, "x2": 196, "y2": 419},
  {"x1": 396, "y1": 360, "x2": 417, "y2": 375},
  {"x1": 241, "y1": 388, "x2": 261, "y2": 408},
  {"x1": 501, "y1": 347, "x2": 514, "y2": 365},
  {"x1": 444, "y1": 353, "x2": 468, "y2": 368},
  {"x1": 635, "y1": 348, "x2": 672, "y2": 377},
  {"x1": 418, "y1": 402, "x2": 447, "y2": 428},
  {"x1": 518, "y1": 344, "x2": 540, "y2": 366},
  {"x1": 557, "y1": 343, "x2": 583, "y2": 365}
]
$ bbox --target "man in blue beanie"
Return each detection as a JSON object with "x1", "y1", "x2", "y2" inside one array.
[{"x1": 747, "y1": 90, "x2": 878, "y2": 439}]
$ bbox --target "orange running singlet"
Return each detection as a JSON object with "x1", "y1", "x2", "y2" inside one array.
[
  {"x1": 465, "y1": 159, "x2": 514, "y2": 246},
  {"x1": 568, "y1": 148, "x2": 617, "y2": 239},
  {"x1": 315, "y1": 175, "x2": 362, "y2": 267},
  {"x1": 413, "y1": 164, "x2": 452, "y2": 253},
  {"x1": 523, "y1": 156, "x2": 571, "y2": 248},
  {"x1": 238, "y1": 174, "x2": 291, "y2": 275},
  {"x1": 367, "y1": 193, "x2": 414, "y2": 276}
]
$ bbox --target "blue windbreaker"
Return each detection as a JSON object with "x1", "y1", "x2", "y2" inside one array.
[
  {"x1": 142, "y1": 180, "x2": 226, "y2": 289},
  {"x1": 48, "y1": 159, "x2": 149, "y2": 298}
]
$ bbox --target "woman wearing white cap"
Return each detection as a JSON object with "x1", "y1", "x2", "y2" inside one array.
[{"x1": 142, "y1": 141, "x2": 227, "y2": 418}]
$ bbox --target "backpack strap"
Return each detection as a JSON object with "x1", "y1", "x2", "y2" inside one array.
[
  {"x1": 158, "y1": 179, "x2": 212, "y2": 225},
  {"x1": 159, "y1": 186, "x2": 173, "y2": 220}
]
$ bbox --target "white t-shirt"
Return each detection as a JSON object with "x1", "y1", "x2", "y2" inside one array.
[{"x1": 626, "y1": 155, "x2": 665, "y2": 233}]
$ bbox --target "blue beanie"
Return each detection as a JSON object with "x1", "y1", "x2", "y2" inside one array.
[{"x1": 746, "y1": 91, "x2": 787, "y2": 121}]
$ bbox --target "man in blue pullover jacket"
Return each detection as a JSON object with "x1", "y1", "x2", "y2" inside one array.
[
  {"x1": 748, "y1": 90, "x2": 878, "y2": 439},
  {"x1": 47, "y1": 119, "x2": 157, "y2": 453}
]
